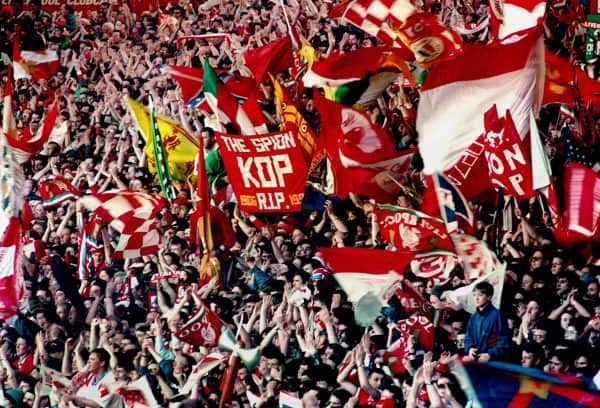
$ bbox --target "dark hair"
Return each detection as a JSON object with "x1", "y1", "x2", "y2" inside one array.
[
  {"x1": 91, "y1": 348, "x2": 111, "y2": 370},
  {"x1": 473, "y1": 281, "x2": 494, "y2": 297}
]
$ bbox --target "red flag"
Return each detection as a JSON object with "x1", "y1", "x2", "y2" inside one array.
[
  {"x1": 13, "y1": 36, "x2": 59, "y2": 81},
  {"x1": 490, "y1": 0, "x2": 546, "y2": 40},
  {"x1": 174, "y1": 301, "x2": 222, "y2": 347},
  {"x1": 563, "y1": 163, "x2": 600, "y2": 241},
  {"x1": 0, "y1": 217, "x2": 22, "y2": 320},
  {"x1": 481, "y1": 105, "x2": 536, "y2": 198},
  {"x1": 243, "y1": 37, "x2": 294, "y2": 84},
  {"x1": 543, "y1": 49, "x2": 576, "y2": 106},
  {"x1": 576, "y1": 68, "x2": 600, "y2": 111},
  {"x1": 128, "y1": 0, "x2": 161, "y2": 17},
  {"x1": 384, "y1": 316, "x2": 435, "y2": 374},
  {"x1": 342, "y1": 0, "x2": 462, "y2": 67},
  {"x1": 38, "y1": 175, "x2": 81, "y2": 208},
  {"x1": 319, "y1": 247, "x2": 412, "y2": 303}
]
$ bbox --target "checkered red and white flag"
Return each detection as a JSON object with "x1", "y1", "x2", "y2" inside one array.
[
  {"x1": 79, "y1": 190, "x2": 168, "y2": 259},
  {"x1": 342, "y1": 0, "x2": 463, "y2": 67}
]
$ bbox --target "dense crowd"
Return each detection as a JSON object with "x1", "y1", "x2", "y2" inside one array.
[{"x1": 0, "y1": 0, "x2": 598, "y2": 407}]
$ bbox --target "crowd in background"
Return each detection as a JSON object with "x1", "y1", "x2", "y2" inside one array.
[{"x1": 0, "y1": 0, "x2": 598, "y2": 407}]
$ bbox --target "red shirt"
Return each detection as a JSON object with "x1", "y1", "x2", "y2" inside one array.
[{"x1": 12, "y1": 353, "x2": 34, "y2": 375}]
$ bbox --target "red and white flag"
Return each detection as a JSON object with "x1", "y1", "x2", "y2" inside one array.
[
  {"x1": 78, "y1": 190, "x2": 167, "y2": 259},
  {"x1": 384, "y1": 315, "x2": 434, "y2": 374},
  {"x1": 174, "y1": 301, "x2": 222, "y2": 347},
  {"x1": 0, "y1": 217, "x2": 22, "y2": 320},
  {"x1": 441, "y1": 263, "x2": 506, "y2": 314},
  {"x1": 341, "y1": 0, "x2": 462, "y2": 67},
  {"x1": 13, "y1": 36, "x2": 59, "y2": 81},
  {"x1": 180, "y1": 352, "x2": 226, "y2": 395},
  {"x1": 110, "y1": 376, "x2": 158, "y2": 408},
  {"x1": 481, "y1": 105, "x2": 536, "y2": 198},
  {"x1": 38, "y1": 175, "x2": 81, "y2": 209},
  {"x1": 491, "y1": 0, "x2": 546, "y2": 40},
  {"x1": 451, "y1": 234, "x2": 502, "y2": 280},
  {"x1": 417, "y1": 29, "x2": 542, "y2": 183},
  {"x1": 563, "y1": 163, "x2": 600, "y2": 240},
  {"x1": 319, "y1": 247, "x2": 413, "y2": 303}
]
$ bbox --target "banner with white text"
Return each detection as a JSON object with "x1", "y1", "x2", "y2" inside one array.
[{"x1": 216, "y1": 129, "x2": 308, "y2": 213}]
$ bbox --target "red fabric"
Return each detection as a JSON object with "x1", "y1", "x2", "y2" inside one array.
[
  {"x1": 243, "y1": 37, "x2": 294, "y2": 84},
  {"x1": 174, "y1": 301, "x2": 222, "y2": 347}
]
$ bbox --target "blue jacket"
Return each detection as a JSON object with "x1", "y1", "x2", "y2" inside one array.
[{"x1": 464, "y1": 303, "x2": 510, "y2": 359}]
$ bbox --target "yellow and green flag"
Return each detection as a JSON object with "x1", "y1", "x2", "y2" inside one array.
[{"x1": 125, "y1": 96, "x2": 200, "y2": 181}]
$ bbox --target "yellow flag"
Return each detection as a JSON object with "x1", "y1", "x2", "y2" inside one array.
[{"x1": 125, "y1": 97, "x2": 200, "y2": 181}]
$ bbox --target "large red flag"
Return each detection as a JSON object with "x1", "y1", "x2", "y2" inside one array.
[
  {"x1": 563, "y1": 163, "x2": 600, "y2": 241},
  {"x1": 243, "y1": 37, "x2": 294, "y2": 84},
  {"x1": 543, "y1": 48, "x2": 576, "y2": 106}
]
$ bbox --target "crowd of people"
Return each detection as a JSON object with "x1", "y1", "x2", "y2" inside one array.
[{"x1": 0, "y1": 0, "x2": 598, "y2": 407}]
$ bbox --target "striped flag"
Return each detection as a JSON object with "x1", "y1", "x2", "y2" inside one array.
[
  {"x1": 319, "y1": 247, "x2": 413, "y2": 303},
  {"x1": 203, "y1": 59, "x2": 256, "y2": 135},
  {"x1": 149, "y1": 98, "x2": 176, "y2": 201},
  {"x1": 563, "y1": 163, "x2": 600, "y2": 240},
  {"x1": 38, "y1": 176, "x2": 81, "y2": 208},
  {"x1": 559, "y1": 104, "x2": 576, "y2": 123}
]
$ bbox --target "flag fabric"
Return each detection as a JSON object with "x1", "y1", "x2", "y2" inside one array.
[
  {"x1": 319, "y1": 247, "x2": 413, "y2": 303},
  {"x1": 562, "y1": 163, "x2": 600, "y2": 240},
  {"x1": 243, "y1": 36, "x2": 294, "y2": 84},
  {"x1": 313, "y1": 93, "x2": 416, "y2": 202},
  {"x1": 492, "y1": 0, "x2": 546, "y2": 40},
  {"x1": 7, "y1": 98, "x2": 59, "y2": 165},
  {"x1": 543, "y1": 49, "x2": 576, "y2": 106},
  {"x1": 1, "y1": 79, "x2": 24, "y2": 218},
  {"x1": 564, "y1": 131, "x2": 594, "y2": 167},
  {"x1": 279, "y1": 391, "x2": 303, "y2": 408},
  {"x1": 271, "y1": 75, "x2": 317, "y2": 161},
  {"x1": 0, "y1": 216, "x2": 22, "y2": 320},
  {"x1": 302, "y1": 46, "x2": 414, "y2": 105},
  {"x1": 421, "y1": 173, "x2": 474, "y2": 235},
  {"x1": 174, "y1": 301, "x2": 222, "y2": 347},
  {"x1": 180, "y1": 352, "x2": 225, "y2": 395},
  {"x1": 77, "y1": 228, "x2": 89, "y2": 280},
  {"x1": 109, "y1": 376, "x2": 158, "y2": 408},
  {"x1": 559, "y1": 104, "x2": 576, "y2": 123},
  {"x1": 203, "y1": 59, "x2": 256, "y2": 134},
  {"x1": 457, "y1": 361, "x2": 600, "y2": 408},
  {"x1": 38, "y1": 176, "x2": 81, "y2": 208},
  {"x1": 451, "y1": 234, "x2": 503, "y2": 281},
  {"x1": 125, "y1": 96, "x2": 200, "y2": 181},
  {"x1": 481, "y1": 105, "x2": 536, "y2": 198},
  {"x1": 417, "y1": 29, "x2": 542, "y2": 177},
  {"x1": 341, "y1": 0, "x2": 463, "y2": 67},
  {"x1": 384, "y1": 315, "x2": 435, "y2": 374},
  {"x1": 13, "y1": 37, "x2": 59, "y2": 81},
  {"x1": 376, "y1": 205, "x2": 455, "y2": 253},
  {"x1": 215, "y1": 129, "x2": 308, "y2": 213},
  {"x1": 149, "y1": 99, "x2": 176, "y2": 201},
  {"x1": 78, "y1": 190, "x2": 167, "y2": 259},
  {"x1": 442, "y1": 262, "x2": 506, "y2": 313},
  {"x1": 530, "y1": 110, "x2": 552, "y2": 190},
  {"x1": 575, "y1": 68, "x2": 600, "y2": 110},
  {"x1": 409, "y1": 252, "x2": 459, "y2": 284}
]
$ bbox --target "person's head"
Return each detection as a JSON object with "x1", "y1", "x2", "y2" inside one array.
[
  {"x1": 434, "y1": 374, "x2": 466, "y2": 405},
  {"x1": 585, "y1": 281, "x2": 599, "y2": 300},
  {"x1": 87, "y1": 348, "x2": 110, "y2": 375},
  {"x1": 15, "y1": 337, "x2": 30, "y2": 357},
  {"x1": 473, "y1": 281, "x2": 494, "y2": 310},
  {"x1": 573, "y1": 353, "x2": 593, "y2": 376},
  {"x1": 547, "y1": 350, "x2": 569, "y2": 374},
  {"x1": 550, "y1": 256, "x2": 564, "y2": 275},
  {"x1": 560, "y1": 311, "x2": 574, "y2": 331},
  {"x1": 521, "y1": 273, "x2": 534, "y2": 292},
  {"x1": 530, "y1": 250, "x2": 545, "y2": 270},
  {"x1": 201, "y1": 127, "x2": 216, "y2": 150},
  {"x1": 367, "y1": 368, "x2": 385, "y2": 390},
  {"x1": 521, "y1": 344, "x2": 543, "y2": 368},
  {"x1": 556, "y1": 273, "x2": 571, "y2": 295},
  {"x1": 525, "y1": 300, "x2": 541, "y2": 320}
]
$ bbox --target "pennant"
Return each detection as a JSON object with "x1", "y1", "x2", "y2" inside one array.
[
  {"x1": 203, "y1": 59, "x2": 256, "y2": 134},
  {"x1": 125, "y1": 96, "x2": 199, "y2": 181},
  {"x1": 271, "y1": 75, "x2": 317, "y2": 161},
  {"x1": 319, "y1": 247, "x2": 412, "y2": 303},
  {"x1": 442, "y1": 262, "x2": 506, "y2": 313},
  {"x1": 38, "y1": 175, "x2": 81, "y2": 208},
  {"x1": 457, "y1": 361, "x2": 600, "y2": 407},
  {"x1": 174, "y1": 301, "x2": 222, "y2": 347},
  {"x1": 417, "y1": 30, "x2": 542, "y2": 177},
  {"x1": 110, "y1": 376, "x2": 158, "y2": 408},
  {"x1": 481, "y1": 105, "x2": 536, "y2": 198},
  {"x1": 243, "y1": 36, "x2": 294, "y2": 84},
  {"x1": 149, "y1": 99, "x2": 176, "y2": 201}
]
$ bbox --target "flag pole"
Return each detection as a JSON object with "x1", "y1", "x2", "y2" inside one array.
[{"x1": 218, "y1": 354, "x2": 240, "y2": 408}]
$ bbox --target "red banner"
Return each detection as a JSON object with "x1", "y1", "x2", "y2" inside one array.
[
  {"x1": 174, "y1": 301, "x2": 222, "y2": 347},
  {"x1": 482, "y1": 106, "x2": 535, "y2": 198},
  {"x1": 376, "y1": 205, "x2": 454, "y2": 253},
  {"x1": 216, "y1": 129, "x2": 308, "y2": 213},
  {"x1": 2, "y1": 0, "x2": 104, "y2": 14}
]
